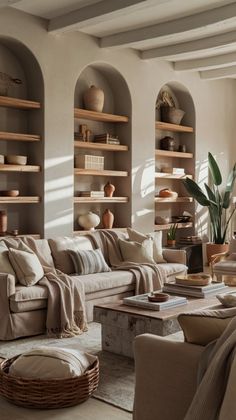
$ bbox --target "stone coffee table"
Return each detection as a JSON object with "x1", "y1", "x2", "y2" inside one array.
[{"x1": 94, "y1": 294, "x2": 227, "y2": 358}]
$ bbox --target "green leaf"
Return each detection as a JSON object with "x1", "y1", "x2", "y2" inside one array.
[
  {"x1": 183, "y1": 178, "x2": 214, "y2": 207},
  {"x1": 222, "y1": 163, "x2": 236, "y2": 209},
  {"x1": 208, "y1": 152, "x2": 222, "y2": 186},
  {"x1": 204, "y1": 183, "x2": 217, "y2": 204}
]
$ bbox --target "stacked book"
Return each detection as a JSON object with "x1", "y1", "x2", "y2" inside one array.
[
  {"x1": 94, "y1": 133, "x2": 120, "y2": 145},
  {"x1": 79, "y1": 191, "x2": 104, "y2": 198},
  {"x1": 178, "y1": 236, "x2": 202, "y2": 245},
  {"x1": 123, "y1": 293, "x2": 187, "y2": 311},
  {"x1": 163, "y1": 281, "x2": 228, "y2": 298}
]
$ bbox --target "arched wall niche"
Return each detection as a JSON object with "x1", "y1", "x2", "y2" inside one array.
[
  {"x1": 0, "y1": 37, "x2": 44, "y2": 237},
  {"x1": 155, "y1": 81, "x2": 196, "y2": 243},
  {"x1": 74, "y1": 62, "x2": 132, "y2": 231}
]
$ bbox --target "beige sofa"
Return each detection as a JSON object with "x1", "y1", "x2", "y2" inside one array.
[{"x1": 0, "y1": 232, "x2": 187, "y2": 340}]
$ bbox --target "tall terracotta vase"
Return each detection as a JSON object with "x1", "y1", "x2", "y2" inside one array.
[
  {"x1": 83, "y1": 85, "x2": 104, "y2": 113},
  {"x1": 104, "y1": 181, "x2": 115, "y2": 197},
  {"x1": 102, "y1": 209, "x2": 114, "y2": 229},
  {"x1": 0, "y1": 210, "x2": 7, "y2": 235}
]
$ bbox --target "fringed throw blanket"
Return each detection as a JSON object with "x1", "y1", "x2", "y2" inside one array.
[
  {"x1": 4, "y1": 237, "x2": 87, "y2": 338},
  {"x1": 90, "y1": 229, "x2": 166, "y2": 293},
  {"x1": 184, "y1": 316, "x2": 236, "y2": 420}
]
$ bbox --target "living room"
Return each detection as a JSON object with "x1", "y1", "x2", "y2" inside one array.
[{"x1": 0, "y1": 1, "x2": 236, "y2": 419}]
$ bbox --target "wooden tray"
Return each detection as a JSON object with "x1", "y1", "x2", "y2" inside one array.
[{"x1": 175, "y1": 274, "x2": 212, "y2": 286}]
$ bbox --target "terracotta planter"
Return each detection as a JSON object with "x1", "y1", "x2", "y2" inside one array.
[
  {"x1": 167, "y1": 239, "x2": 176, "y2": 247},
  {"x1": 0, "y1": 210, "x2": 7, "y2": 234},
  {"x1": 83, "y1": 85, "x2": 104, "y2": 113},
  {"x1": 104, "y1": 181, "x2": 115, "y2": 197},
  {"x1": 206, "y1": 242, "x2": 229, "y2": 264},
  {"x1": 102, "y1": 209, "x2": 114, "y2": 229}
]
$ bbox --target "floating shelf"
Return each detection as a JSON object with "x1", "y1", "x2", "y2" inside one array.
[
  {"x1": 74, "y1": 168, "x2": 128, "y2": 177},
  {"x1": 74, "y1": 196, "x2": 128, "y2": 203},
  {"x1": 155, "y1": 149, "x2": 193, "y2": 159},
  {"x1": 155, "y1": 222, "x2": 193, "y2": 231},
  {"x1": 155, "y1": 197, "x2": 193, "y2": 203},
  {"x1": 0, "y1": 164, "x2": 40, "y2": 173},
  {"x1": 155, "y1": 121, "x2": 193, "y2": 133},
  {"x1": 0, "y1": 131, "x2": 40, "y2": 142},
  {"x1": 74, "y1": 140, "x2": 128, "y2": 152},
  {"x1": 155, "y1": 172, "x2": 192, "y2": 179},
  {"x1": 0, "y1": 196, "x2": 40, "y2": 203},
  {"x1": 73, "y1": 227, "x2": 127, "y2": 235},
  {"x1": 74, "y1": 108, "x2": 128, "y2": 123},
  {"x1": 0, "y1": 233, "x2": 41, "y2": 239},
  {"x1": 0, "y1": 96, "x2": 41, "y2": 110}
]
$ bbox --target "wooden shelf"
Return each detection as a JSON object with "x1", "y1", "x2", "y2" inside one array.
[
  {"x1": 74, "y1": 168, "x2": 128, "y2": 177},
  {"x1": 0, "y1": 164, "x2": 40, "y2": 173},
  {"x1": 74, "y1": 108, "x2": 128, "y2": 123},
  {"x1": 74, "y1": 196, "x2": 128, "y2": 203},
  {"x1": 0, "y1": 96, "x2": 41, "y2": 110},
  {"x1": 155, "y1": 197, "x2": 193, "y2": 203},
  {"x1": 155, "y1": 172, "x2": 192, "y2": 179},
  {"x1": 0, "y1": 233, "x2": 41, "y2": 239},
  {"x1": 74, "y1": 140, "x2": 128, "y2": 152},
  {"x1": 0, "y1": 196, "x2": 40, "y2": 203},
  {"x1": 73, "y1": 227, "x2": 127, "y2": 235},
  {"x1": 155, "y1": 121, "x2": 193, "y2": 133},
  {"x1": 155, "y1": 149, "x2": 193, "y2": 159},
  {"x1": 0, "y1": 131, "x2": 40, "y2": 142},
  {"x1": 155, "y1": 222, "x2": 193, "y2": 231}
]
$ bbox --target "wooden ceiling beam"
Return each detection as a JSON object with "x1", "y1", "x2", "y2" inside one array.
[
  {"x1": 200, "y1": 65, "x2": 236, "y2": 80},
  {"x1": 174, "y1": 51, "x2": 236, "y2": 72}
]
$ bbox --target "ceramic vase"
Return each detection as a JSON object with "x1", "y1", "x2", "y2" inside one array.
[
  {"x1": 104, "y1": 181, "x2": 115, "y2": 197},
  {"x1": 78, "y1": 212, "x2": 100, "y2": 231},
  {"x1": 83, "y1": 85, "x2": 104, "y2": 112},
  {"x1": 206, "y1": 242, "x2": 229, "y2": 265},
  {"x1": 102, "y1": 209, "x2": 114, "y2": 229},
  {"x1": 0, "y1": 210, "x2": 7, "y2": 234}
]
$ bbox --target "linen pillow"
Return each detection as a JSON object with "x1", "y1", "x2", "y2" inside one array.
[
  {"x1": 9, "y1": 346, "x2": 97, "y2": 379},
  {"x1": 119, "y1": 237, "x2": 155, "y2": 264},
  {"x1": 8, "y1": 248, "x2": 44, "y2": 286},
  {"x1": 127, "y1": 227, "x2": 165, "y2": 263},
  {"x1": 0, "y1": 241, "x2": 16, "y2": 277},
  {"x1": 69, "y1": 248, "x2": 111, "y2": 275},
  {"x1": 178, "y1": 307, "x2": 236, "y2": 346}
]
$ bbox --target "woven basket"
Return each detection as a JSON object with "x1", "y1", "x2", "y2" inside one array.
[{"x1": 0, "y1": 355, "x2": 99, "y2": 409}]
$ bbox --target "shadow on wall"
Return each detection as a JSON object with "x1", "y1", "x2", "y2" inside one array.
[{"x1": 132, "y1": 157, "x2": 154, "y2": 227}]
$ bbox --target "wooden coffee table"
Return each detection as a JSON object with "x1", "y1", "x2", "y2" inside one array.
[{"x1": 94, "y1": 293, "x2": 231, "y2": 358}]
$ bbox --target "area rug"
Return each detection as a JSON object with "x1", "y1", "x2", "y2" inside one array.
[{"x1": 0, "y1": 323, "x2": 183, "y2": 412}]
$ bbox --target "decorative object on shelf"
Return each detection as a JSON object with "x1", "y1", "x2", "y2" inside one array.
[
  {"x1": 158, "y1": 188, "x2": 178, "y2": 199},
  {"x1": 83, "y1": 85, "x2": 104, "y2": 113},
  {"x1": 172, "y1": 215, "x2": 192, "y2": 223},
  {"x1": 155, "y1": 215, "x2": 170, "y2": 225},
  {"x1": 167, "y1": 223, "x2": 178, "y2": 246},
  {"x1": 0, "y1": 190, "x2": 19, "y2": 197},
  {"x1": 74, "y1": 124, "x2": 88, "y2": 141},
  {"x1": 0, "y1": 210, "x2": 7, "y2": 235},
  {"x1": 94, "y1": 133, "x2": 120, "y2": 145},
  {"x1": 179, "y1": 144, "x2": 187, "y2": 153},
  {"x1": 11, "y1": 229, "x2": 19, "y2": 236},
  {"x1": 0, "y1": 155, "x2": 4, "y2": 164},
  {"x1": 161, "y1": 167, "x2": 185, "y2": 175},
  {"x1": 183, "y1": 152, "x2": 236, "y2": 263},
  {"x1": 156, "y1": 90, "x2": 185, "y2": 125},
  {"x1": 102, "y1": 208, "x2": 114, "y2": 229},
  {"x1": 79, "y1": 191, "x2": 104, "y2": 198},
  {"x1": 104, "y1": 181, "x2": 115, "y2": 197},
  {"x1": 160, "y1": 136, "x2": 176, "y2": 151},
  {"x1": 6, "y1": 155, "x2": 27, "y2": 165},
  {"x1": 75, "y1": 154, "x2": 104, "y2": 170},
  {"x1": 78, "y1": 212, "x2": 100, "y2": 231},
  {"x1": 0, "y1": 72, "x2": 22, "y2": 96},
  {"x1": 85, "y1": 129, "x2": 92, "y2": 142}
]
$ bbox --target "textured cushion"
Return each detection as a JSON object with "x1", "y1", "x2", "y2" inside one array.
[
  {"x1": 0, "y1": 241, "x2": 15, "y2": 277},
  {"x1": 160, "y1": 263, "x2": 187, "y2": 278},
  {"x1": 10, "y1": 284, "x2": 48, "y2": 313},
  {"x1": 119, "y1": 238, "x2": 155, "y2": 264},
  {"x1": 69, "y1": 248, "x2": 111, "y2": 275},
  {"x1": 72, "y1": 270, "x2": 135, "y2": 294},
  {"x1": 214, "y1": 260, "x2": 236, "y2": 273},
  {"x1": 127, "y1": 228, "x2": 165, "y2": 263},
  {"x1": 9, "y1": 346, "x2": 97, "y2": 379},
  {"x1": 178, "y1": 307, "x2": 236, "y2": 345},
  {"x1": 8, "y1": 248, "x2": 44, "y2": 286},
  {"x1": 48, "y1": 236, "x2": 94, "y2": 274}
]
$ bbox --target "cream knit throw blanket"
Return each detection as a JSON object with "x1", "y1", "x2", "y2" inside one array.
[{"x1": 4, "y1": 237, "x2": 87, "y2": 338}]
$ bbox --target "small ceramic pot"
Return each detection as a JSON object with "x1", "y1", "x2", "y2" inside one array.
[
  {"x1": 6, "y1": 155, "x2": 27, "y2": 165},
  {"x1": 102, "y1": 209, "x2": 114, "y2": 229},
  {"x1": 104, "y1": 181, "x2": 115, "y2": 197},
  {"x1": 167, "y1": 239, "x2": 176, "y2": 247},
  {"x1": 83, "y1": 85, "x2": 104, "y2": 113},
  {"x1": 78, "y1": 212, "x2": 100, "y2": 231}
]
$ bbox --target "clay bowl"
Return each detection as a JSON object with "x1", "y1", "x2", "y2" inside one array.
[
  {"x1": 0, "y1": 190, "x2": 19, "y2": 197},
  {"x1": 176, "y1": 274, "x2": 212, "y2": 287},
  {"x1": 6, "y1": 155, "x2": 27, "y2": 165},
  {"x1": 148, "y1": 292, "x2": 170, "y2": 302}
]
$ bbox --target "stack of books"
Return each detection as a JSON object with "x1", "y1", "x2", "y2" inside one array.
[
  {"x1": 163, "y1": 281, "x2": 229, "y2": 298},
  {"x1": 123, "y1": 293, "x2": 187, "y2": 311},
  {"x1": 94, "y1": 133, "x2": 120, "y2": 145},
  {"x1": 79, "y1": 191, "x2": 104, "y2": 198},
  {"x1": 178, "y1": 236, "x2": 202, "y2": 245}
]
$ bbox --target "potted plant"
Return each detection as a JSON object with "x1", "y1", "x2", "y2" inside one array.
[
  {"x1": 167, "y1": 223, "x2": 178, "y2": 246},
  {"x1": 183, "y1": 152, "x2": 236, "y2": 263}
]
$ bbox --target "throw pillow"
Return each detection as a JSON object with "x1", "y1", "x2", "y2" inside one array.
[
  {"x1": 0, "y1": 241, "x2": 16, "y2": 277},
  {"x1": 119, "y1": 237, "x2": 155, "y2": 264},
  {"x1": 178, "y1": 307, "x2": 236, "y2": 346},
  {"x1": 68, "y1": 248, "x2": 111, "y2": 275},
  {"x1": 8, "y1": 248, "x2": 44, "y2": 286},
  {"x1": 127, "y1": 227, "x2": 165, "y2": 263},
  {"x1": 9, "y1": 346, "x2": 97, "y2": 379}
]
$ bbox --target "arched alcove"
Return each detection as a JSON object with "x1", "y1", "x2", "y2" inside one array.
[
  {"x1": 73, "y1": 63, "x2": 132, "y2": 231},
  {"x1": 0, "y1": 37, "x2": 44, "y2": 237},
  {"x1": 155, "y1": 81, "x2": 196, "y2": 244}
]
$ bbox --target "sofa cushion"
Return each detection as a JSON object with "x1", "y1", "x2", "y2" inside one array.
[
  {"x1": 0, "y1": 241, "x2": 16, "y2": 277},
  {"x1": 48, "y1": 236, "x2": 94, "y2": 274},
  {"x1": 22, "y1": 238, "x2": 55, "y2": 268},
  {"x1": 72, "y1": 270, "x2": 135, "y2": 294},
  {"x1": 8, "y1": 248, "x2": 44, "y2": 286},
  {"x1": 160, "y1": 263, "x2": 187, "y2": 278},
  {"x1": 127, "y1": 228, "x2": 166, "y2": 263},
  {"x1": 119, "y1": 238, "x2": 155, "y2": 264},
  {"x1": 69, "y1": 248, "x2": 111, "y2": 275},
  {"x1": 10, "y1": 284, "x2": 48, "y2": 313}
]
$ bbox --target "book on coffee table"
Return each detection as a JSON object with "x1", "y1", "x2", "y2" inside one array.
[
  {"x1": 163, "y1": 282, "x2": 229, "y2": 298},
  {"x1": 123, "y1": 293, "x2": 187, "y2": 311}
]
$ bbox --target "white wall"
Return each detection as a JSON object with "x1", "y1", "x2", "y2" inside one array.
[{"x1": 0, "y1": 7, "x2": 235, "y2": 237}]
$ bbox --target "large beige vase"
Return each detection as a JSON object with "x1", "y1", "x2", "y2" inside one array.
[
  {"x1": 83, "y1": 85, "x2": 104, "y2": 112},
  {"x1": 206, "y1": 242, "x2": 229, "y2": 264}
]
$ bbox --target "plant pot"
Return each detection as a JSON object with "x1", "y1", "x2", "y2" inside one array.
[
  {"x1": 161, "y1": 107, "x2": 185, "y2": 125},
  {"x1": 206, "y1": 242, "x2": 229, "y2": 265},
  {"x1": 83, "y1": 85, "x2": 104, "y2": 113},
  {"x1": 167, "y1": 239, "x2": 176, "y2": 247}
]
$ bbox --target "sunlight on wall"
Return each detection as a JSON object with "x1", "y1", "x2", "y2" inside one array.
[{"x1": 195, "y1": 158, "x2": 209, "y2": 240}]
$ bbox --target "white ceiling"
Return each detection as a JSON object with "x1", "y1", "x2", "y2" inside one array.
[{"x1": 6, "y1": 0, "x2": 236, "y2": 80}]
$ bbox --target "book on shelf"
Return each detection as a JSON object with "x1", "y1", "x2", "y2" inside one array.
[
  {"x1": 163, "y1": 282, "x2": 229, "y2": 298},
  {"x1": 123, "y1": 293, "x2": 187, "y2": 311},
  {"x1": 79, "y1": 191, "x2": 105, "y2": 197},
  {"x1": 93, "y1": 133, "x2": 120, "y2": 145},
  {"x1": 178, "y1": 236, "x2": 202, "y2": 244}
]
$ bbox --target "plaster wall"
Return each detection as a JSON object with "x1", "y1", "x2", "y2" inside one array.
[{"x1": 0, "y1": 7, "x2": 235, "y2": 237}]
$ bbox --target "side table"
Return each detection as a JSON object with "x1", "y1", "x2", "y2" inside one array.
[{"x1": 166, "y1": 243, "x2": 203, "y2": 273}]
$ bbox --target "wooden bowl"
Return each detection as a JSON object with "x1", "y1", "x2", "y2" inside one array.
[
  {"x1": 6, "y1": 155, "x2": 27, "y2": 165},
  {"x1": 148, "y1": 292, "x2": 170, "y2": 302},
  {"x1": 159, "y1": 189, "x2": 178, "y2": 199},
  {"x1": 176, "y1": 274, "x2": 212, "y2": 287},
  {"x1": 0, "y1": 190, "x2": 19, "y2": 197}
]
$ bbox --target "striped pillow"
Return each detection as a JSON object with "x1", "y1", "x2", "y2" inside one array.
[{"x1": 69, "y1": 248, "x2": 111, "y2": 275}]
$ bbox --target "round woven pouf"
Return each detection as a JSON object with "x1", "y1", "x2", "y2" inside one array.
[{"x1": 0, "y1": 356, "x2": 99, "y2": 409}]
